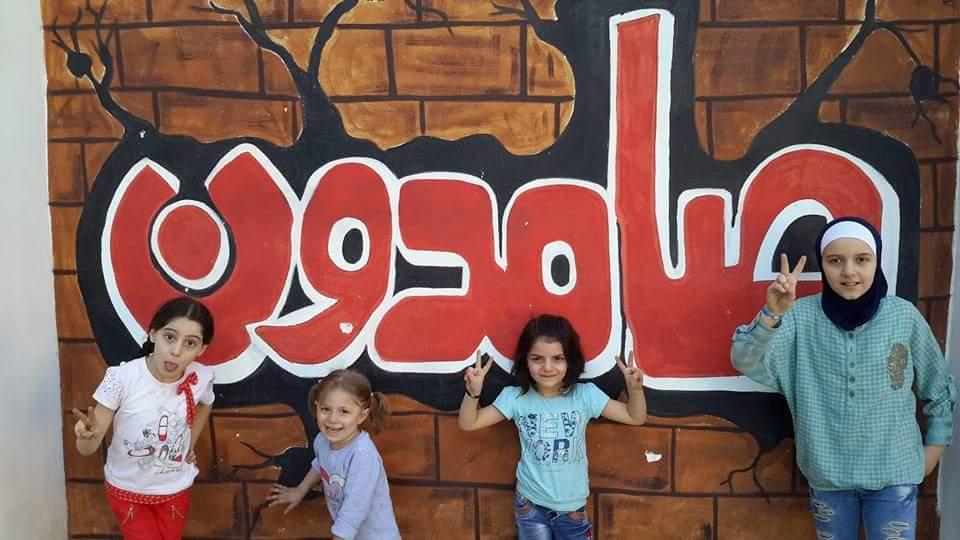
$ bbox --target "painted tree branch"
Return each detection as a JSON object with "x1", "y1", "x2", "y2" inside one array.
[
  {"x1": 873, "y1": 21, "x2": 957, "y2": 145},
  {"x1": 490, "y1": 0, "x2": 550, "y2": 40},
  {"x1": 403, "y1": 0, "x2": 453, "y2": 35},
  {"x1": 83, "y1": 0, "x2": 117, "y2": 88},
  {"x1": 876, "y1": 22, "x2": 924, "y2": 65},
  {"x1": 205, "y1": 0, "x2": 307, "y2": 86},
  {"x1": 208, "y1": 0, "x2": 371, "y2": 141},
  {"x1": 308, "y1": 0, "x2": 360, "y2": 80},
  {"x1": 720, "y1": 448, "x2": 768, "y2": 500},
  {"x1": 51, "y1": 1, "x2": 151, "y2": 134},
  {"x1": 791, "y1": 0, "x2": 879, "y2": 115}
]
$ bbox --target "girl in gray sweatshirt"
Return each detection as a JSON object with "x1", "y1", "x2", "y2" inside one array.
[{"x1": 267, "y1": 370, "x2": 401, "y2": 539}]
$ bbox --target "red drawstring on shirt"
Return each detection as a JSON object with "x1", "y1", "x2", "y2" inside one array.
[{"x1": 177, "y1": 372, "x2": 198, "y2": 427}]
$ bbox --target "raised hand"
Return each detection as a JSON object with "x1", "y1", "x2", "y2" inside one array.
[
  {"x1": 266, "y1": 483, "x2": 306, "y2": 514},
  {"x1": 765, "y1": 253, "x2": 807, "y2": 317},
  {"x1": 72, "y1": 406, "x2": 98, "y2": 440},
  {"x1": 616, "y1": 351, "x2": 644, "y2": 391},
  {"x1": 464, "y1": 350, "x2": 493, "y2": 397}
]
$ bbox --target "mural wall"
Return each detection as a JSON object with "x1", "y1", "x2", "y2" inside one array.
[{"x1": 47, "y1": 0, "x2": 958, "y2": 538}]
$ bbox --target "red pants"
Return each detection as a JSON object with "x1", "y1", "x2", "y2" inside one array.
[{"x1": 106, "y1": 487, "x2": 190, "y2": 539}]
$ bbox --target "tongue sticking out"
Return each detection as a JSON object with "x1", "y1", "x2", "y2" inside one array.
[{"x1": 164, "y1": 361, "x2": 179, "y2": 373}]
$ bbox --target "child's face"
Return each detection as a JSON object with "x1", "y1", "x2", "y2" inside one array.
[
  {"x1": 315, "y1": 388, "x2": 369, "y2": 450},
  {"x1": 527, "y1": 338, "x2": 568, "y2": 394},
  {"x1": 148, "y1": 316, "x2": 207, "y2": 382},
  {"x1": 822, "y1": 238, "x2": 877, "y2": 300}
]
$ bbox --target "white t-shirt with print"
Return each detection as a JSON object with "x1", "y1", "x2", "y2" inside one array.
[{"x1": 93, "y1": 357, "x2": 215, "y2": 495}]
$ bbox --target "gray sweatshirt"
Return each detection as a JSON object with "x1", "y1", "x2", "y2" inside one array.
[{"x1": 311, "y1": 430, "x2": 401, "y2": 540}]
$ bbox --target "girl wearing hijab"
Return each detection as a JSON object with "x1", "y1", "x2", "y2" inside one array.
[{"x1": 731, "y1": 217, "x2": 957, "y2": 539}]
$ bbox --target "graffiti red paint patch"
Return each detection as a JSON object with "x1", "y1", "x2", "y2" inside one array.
[
  {"x1": 155, "y1": 203, "x2": 222, "y2": 282},
  {"x1": 75, "y1": 6, "x2": 915, "y2": 398}
]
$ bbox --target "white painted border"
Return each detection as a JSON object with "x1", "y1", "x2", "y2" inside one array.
[
  {"x1": 752, "y1": 199, "x2": 832, "y2": 281},
  {"x1": 102, "y1": 159, "x2": 181, "y2": 348},
  {"x1": 150, "y1": 200, "x2": 230, "y2": 290},
  {"x1": 611, "y1": 8, "x2": 675, "y2": 390},
  {"x1": 608, "y1": 10, "x2": 901, "y2": 393},
  {"x1": 541, "y1": 240, "x2": 577, "y2": 296},
  {"x1": 363, "y1": 172, "x2": 623, "y2": 378},
  {"x1": 101, "y1": 144, "x2": 301, "y2": 384},
  {"x1": 732, "y1": 144, "x2": 901, "y2": 288},
  {"x1": 249, "y1": 157, "x2": 399, "y2": 378},
  {"x1": 209, "y1": 144, "x2": 301, "y2": 383},
  {"x1": 97, "y1": 11, "x2": 906, "y2": 389},
  {"x1": 328, "y1": 217, "x2": 371, "y2": 272}
]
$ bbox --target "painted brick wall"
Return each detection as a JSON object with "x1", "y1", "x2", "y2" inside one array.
[{"x1": 45, "y1": 0, "x2": 958, "y2": 538}]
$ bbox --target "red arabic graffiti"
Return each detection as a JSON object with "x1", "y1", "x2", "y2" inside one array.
[
  {"x1": 99, "y1": 11, "x2": 899, "y2": 387},
  {"x1": 613, "y1": 14, "x2": 890, "y2": 380}
]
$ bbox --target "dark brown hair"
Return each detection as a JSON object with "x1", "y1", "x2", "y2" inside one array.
[
  {"x1": 512, "y1": 314, "x2": 585, "y2": 395},
  {"x1": 141, "y1": 296, "x2": 215, "y2": 356},
  {"x1": 307, "y1": 369, "x2": 390, "y2": 434}
]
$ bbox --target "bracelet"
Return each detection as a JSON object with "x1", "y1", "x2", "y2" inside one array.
[
  {"x1": 760, "y1": 305, "x2": 783, "y2": 320},
  {"x1": 465, "y1": 389, "x2": 481, "y2": 399}
]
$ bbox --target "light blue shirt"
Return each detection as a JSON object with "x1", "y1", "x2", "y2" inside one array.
[
  {"x1": 732, "y1": 294, "x2": 957, "y2": 491},
  {"x1": 493, "y1": 383, "x2": 610, "y2": 511}
]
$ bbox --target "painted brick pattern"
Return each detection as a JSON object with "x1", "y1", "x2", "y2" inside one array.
[
  {"x1": 45, "y1": 0, "x2": 956, "y2": 538},
  {"x1": 696, "y1": 0, "x2": 958, "y2": 359},
  {"x1": 43, "y1": 0, "x2": 574, "y2": 155}
]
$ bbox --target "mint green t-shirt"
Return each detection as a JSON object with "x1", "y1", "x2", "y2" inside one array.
[
  {"x1": 493, "y1": 383, "x2": 610, "y2": 511},
  {"x1": 732, "y1": 294, "x2": 957, "y2": 491}
]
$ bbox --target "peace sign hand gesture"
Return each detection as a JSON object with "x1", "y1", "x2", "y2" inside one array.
[
  {"x1": 464, "y1": 351, "x2": 493, "y2": 397},
  {"x1": 616, "y1": 351, "x2": 644, "y2": 391},
  {"x1": 766, "y1": 253, "x2": 807, "y2": 317},
  {"x1": 72, "y1": 406, "x2": 98, "y2": 440}
]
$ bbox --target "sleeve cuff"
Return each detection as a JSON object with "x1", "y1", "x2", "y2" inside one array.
[
  {"x1": 331, "y1": 522, "x2": 357, "y2": 539},
  {"x1": 92, "y1": 395, "x2": 118, "y2": 412},
  {"x1": 925, "y1": 418, "x2": 955, "y2": 446},
  {"x1": 738, "y1": 313, "x2": 779, "y2": 343}
]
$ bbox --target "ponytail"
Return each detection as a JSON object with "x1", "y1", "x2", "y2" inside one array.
[{"x1": 364, "y1": 392, "x2": 391, "y2": 434}]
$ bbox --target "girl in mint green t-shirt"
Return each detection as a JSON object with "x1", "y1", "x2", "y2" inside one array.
[
  {"x1": 732, "y1": 217, "x2": 957, "y2": 540},
  {"x1": 458, "y1": 314, "x2": 647, "y2": 540}
]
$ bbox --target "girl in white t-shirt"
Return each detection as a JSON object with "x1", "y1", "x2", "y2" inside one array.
[{"x1": 72, "y1": 296, "x2": 216, "y2": 539}]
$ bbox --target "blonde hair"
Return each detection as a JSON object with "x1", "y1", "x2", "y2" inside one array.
[{"x1": 307, "y1": 369, "x2": 390, "y2": 434}]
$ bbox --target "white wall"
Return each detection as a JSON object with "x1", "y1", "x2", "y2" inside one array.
[
  {"x1": 942, "y1": 162, "x2": 960, "y2": 538},
  {"x1": 0, "y1": 2, "x2": 68, "y2": 538}
]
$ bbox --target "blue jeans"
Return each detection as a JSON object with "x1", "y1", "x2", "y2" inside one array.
[
  {"x1": 808, "y1": 484, "x2": 917, "y2": 540},
  {"x1": 514, "y1": 493, "x2": 592, "y2": 539}
]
